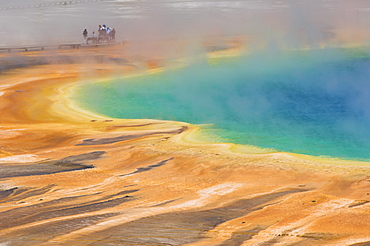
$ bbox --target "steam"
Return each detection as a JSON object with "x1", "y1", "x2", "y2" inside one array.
[
  {"x1": 1, "y1": 0, "x2": 369, "y2": 159},
  {"x1": 0, "y1": 0, "x2": 369, "y2": 49},
  {"x1": 74, "y1": 47, "x2": 370, "y2": 159}
]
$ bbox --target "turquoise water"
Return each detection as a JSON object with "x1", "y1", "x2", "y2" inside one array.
[{"x1": 74, "y1": 48, "x2": 370, "y2": 161}]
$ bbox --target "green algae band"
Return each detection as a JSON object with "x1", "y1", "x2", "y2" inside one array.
[{"x1": 73, "y1": 48, "x2": 370, "y2": 161}]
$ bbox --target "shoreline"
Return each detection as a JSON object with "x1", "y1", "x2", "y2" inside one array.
[
  {"x1": 65, "y1": 48, "x2": 370, "y2": 166},
  {"x1": 0, "y1": 42, "x2": 369, "y2": 245}
]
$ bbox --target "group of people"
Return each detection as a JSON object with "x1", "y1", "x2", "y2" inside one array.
[{"x1": 82, "y1": 24, "x2": 116, "y2": 44}]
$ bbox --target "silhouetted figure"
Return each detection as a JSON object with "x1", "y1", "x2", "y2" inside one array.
[{"x1": 83, "y1": 29, "x2": 88, "y2": 42}]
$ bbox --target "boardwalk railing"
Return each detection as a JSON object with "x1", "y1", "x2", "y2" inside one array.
[
  {"x1": 0, "y1": 46, "x2": 46, "y2": 52},
  {"x1": 0, "y1": 41, "x2": 126, "y2": 53}
]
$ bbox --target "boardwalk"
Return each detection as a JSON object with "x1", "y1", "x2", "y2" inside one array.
[{"x1": 0, "y1": 41, "x2": 126, "y2": 53}]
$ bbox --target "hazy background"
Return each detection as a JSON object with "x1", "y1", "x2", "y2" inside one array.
[{"x1": 0, "y1": 0, "x2": 369, "y2": 47}]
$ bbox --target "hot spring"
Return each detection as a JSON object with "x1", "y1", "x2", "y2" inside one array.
[{"x1": 73, "y1": 47, "x2": 370, "y2": 161}]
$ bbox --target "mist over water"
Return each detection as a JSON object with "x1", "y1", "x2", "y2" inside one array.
[
  {"x1": 74, "y1": 48, "x2": 370, "y2": 161},
  {"x1": 2, "y1": 0, "x2": 369, "y2": 160}
]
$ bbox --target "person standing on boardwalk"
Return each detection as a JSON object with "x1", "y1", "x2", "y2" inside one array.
[{"x1": 83, "y1": 29, "x2": 88, "y2": 42}]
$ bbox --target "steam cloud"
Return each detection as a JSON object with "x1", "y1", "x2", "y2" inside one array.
[
  {"x1": 1, "y1": 0, "x2": 369, "y2": 160},
  {"x1": 0, "y1": 0, "x2": 369, "y2": 49},
  {"x1": 74, "y1": 47, "x2": 370, "y2": 159}
]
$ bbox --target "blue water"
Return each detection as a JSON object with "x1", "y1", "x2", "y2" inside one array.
[{"x1": 74, "y1": 48, "x2": 370, "y2": 161}]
